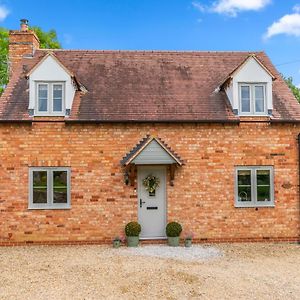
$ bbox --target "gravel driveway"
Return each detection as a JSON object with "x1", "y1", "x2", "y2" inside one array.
[{"x1": 0, "y1": 243, "x2": 299, "y2": 299}]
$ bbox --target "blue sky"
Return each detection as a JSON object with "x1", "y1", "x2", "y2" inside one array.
[{"x1": 1, "y1": 0, "x2": 300, "y2": 86}]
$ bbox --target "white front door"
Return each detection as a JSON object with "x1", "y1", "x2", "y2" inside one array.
[{"x1": 138, "y1": 166, "x2": 167, "y2": 239}]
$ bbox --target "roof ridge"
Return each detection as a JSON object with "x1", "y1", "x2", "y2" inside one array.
[{"x1": 36, "y1": 49, "x2": 265, "y2": 54}]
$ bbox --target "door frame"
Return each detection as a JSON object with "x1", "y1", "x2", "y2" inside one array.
[{"x1": 137, "y1": 165, "x2": 167, "y2": 239}]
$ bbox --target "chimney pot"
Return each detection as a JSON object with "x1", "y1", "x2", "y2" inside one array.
[{"x1": 20, "y1": 19, "x2": 29, "y2": 32}]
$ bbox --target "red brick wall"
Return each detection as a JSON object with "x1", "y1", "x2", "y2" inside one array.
[{"x1": 0, "y1": 122, "x2": 299, "y2": 245}]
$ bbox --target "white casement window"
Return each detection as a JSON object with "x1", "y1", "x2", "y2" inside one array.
[
  {"x1": 239, "y1": 83, "x2": 266, "y2": 115},
  {"x1": 36, "y1": 82, "x2": 65, "y2": 115},
  {"x1": 29, "y1": 167, "x2": 71, "y2": 209},
  {"x1": 235, "y1": 166, "x2": 274, "y2": 207}
]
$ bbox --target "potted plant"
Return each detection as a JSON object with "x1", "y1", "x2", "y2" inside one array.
[
  {"x1": 166, "y1": 221, "x2": 182, "y2": 247},
  {"x1": 125, "y1": 221, "x2": 141, "y2": 247},
  {"x1": 112, "y1": 235, "x2": 125, "y2": 248},
  {"x1": 113, "y1": 236, "x2": 122, "y2": 248},
  {"x1": 184, "y1": 232, "x2": 194, "y2": 247}
]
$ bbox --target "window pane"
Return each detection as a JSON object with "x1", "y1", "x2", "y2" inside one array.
[
  {"x1": 53, "y1": 85, "x2": 62, "y2": 98},
  {"x1": 257, "y1": 170, "x2": 271, "y2": 201},
  {"x1": 33, "y1": 171, "x2": 47, "y2": 204},
  {"x1": 39, "y1": 99, "x2": 48, "y2": 112},
  {"x1": 241, "y1": 86, "x2": 250, "y2": 112},
  {"x1": 53, "y1": 99, "x2": 62, "y2": 112},
  {"x1": 38, "y1": 84, "x2": 48, "y2": 112},
  {"x1": 237, "y1": 170, "x2": 252, "y2": 201},
  {"x1": 38, "y1": 85, "x2": 47, "y2": 98},
  {"x1": 53, "y1": 171, "x2": 68, "y2": 204},
  {"x1": 53, "y1": 85, "x2": 63, "y2": 112},
  {"x1": 255, "y1": 86, "x2": 264, "y2": 113},
  {"x1": 255, "y1": 85, "x2": 264, "y2": 99}
]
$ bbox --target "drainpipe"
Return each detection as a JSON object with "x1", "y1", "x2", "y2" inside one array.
[{"x1": 298, "y1": 134, "x2": 300, "y2": 244}]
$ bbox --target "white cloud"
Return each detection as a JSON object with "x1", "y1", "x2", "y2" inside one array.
[
  {"x1": 0, "y1": 5, "x2": 9, "y2": 22},
  {"x1": 264, "y1": 6, "x2": 300, "y2": 39},
  {"x1": 212, "y1": 0, "x2": 271, "y2": 16},
  {"x1": 192, "y1": 1, "x2": 206, "y2": 12},
  {"x1": 192, "y1": 0, "x2": 271, "y2": 17}
]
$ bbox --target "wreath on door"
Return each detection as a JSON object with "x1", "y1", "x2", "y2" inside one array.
[{"x1": 142, "y1": 174, "x2": 160, "y2": 193}]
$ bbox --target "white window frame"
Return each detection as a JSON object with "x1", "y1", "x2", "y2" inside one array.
[
  {"x1": 235, "y1": 166, "x2": 274, "y2": 208},
  {"x1": 35, "y1": 82, "x2": 65, "y2": 116},
  {"x1": 239, "y1": 83, "x2": 267, "y2": 116},
  {"x1": 29, "y1": 167, "x2": 71, "y2": 209}
]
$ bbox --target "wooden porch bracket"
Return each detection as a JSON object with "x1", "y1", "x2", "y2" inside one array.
[
  {"x1": 127, "y1": 164, "x2": 137, "y2": 186},
  {"x1": 169, "y1": 164, "x2": 176, "y2": 186}
]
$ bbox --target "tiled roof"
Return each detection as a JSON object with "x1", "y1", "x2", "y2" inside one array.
[{"x1": 1, "y1": 50, "x2": 300, "y2": 122}]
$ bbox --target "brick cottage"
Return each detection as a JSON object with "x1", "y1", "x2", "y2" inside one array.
[{"x1": 0, "y1": 20, "x2": 299, "y2": 245}]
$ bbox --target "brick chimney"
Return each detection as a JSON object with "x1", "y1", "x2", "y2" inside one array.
[{"x1": 8, "y1": 19, "x2": 40, "y2": 76}]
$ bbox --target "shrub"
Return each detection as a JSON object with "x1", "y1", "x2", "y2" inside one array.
[
  {"x1": 166, "y1": 222, "x2": 182, "y2": 237},
  {"x1": 125, "y1": 222, "x2": 141, "y2": 237}
]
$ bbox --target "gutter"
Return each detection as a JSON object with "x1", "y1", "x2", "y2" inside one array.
[
  {"x1": 0, "y1": 120, "x2": 32, "y2": 123},
  {"x1": 64, "y1": 119, "x2": 240, "y2": 124},
  {"x1": 1, "y1": 118, "x2": 300, "y2": 125},
  {"x1": 270, "y1": 119, "x2": 300, "y2": 124}
]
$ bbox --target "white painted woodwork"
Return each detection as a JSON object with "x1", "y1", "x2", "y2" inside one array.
[{"x1": 132, "y1": 140, "x2": 177, "y2": 165}]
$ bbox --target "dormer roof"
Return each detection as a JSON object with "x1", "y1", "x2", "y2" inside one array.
[
  {"x1": 219, "y1": 54, "x2": 276, "y2": 90},
  {"x1": 25, "y1": 51, "x2": 86, "y2": 92},
  {"x1": 26, "y1": 51, "x2": 74, "y2": 77}
]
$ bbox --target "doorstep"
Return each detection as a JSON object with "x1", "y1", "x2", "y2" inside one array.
[{"x1": 140, "y1": 238, "x2": 167, "y2": 245}]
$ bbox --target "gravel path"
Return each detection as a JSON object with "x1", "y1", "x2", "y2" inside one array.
[
  {"x1": 120, "y1": 245, "x2": 223, "y2": 261},
  {"x1": 0, "y1": 243, "x2": 299, "y2": 299}
]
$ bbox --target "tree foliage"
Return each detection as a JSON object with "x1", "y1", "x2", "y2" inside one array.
[
  {"x1": 0, "y1": 28, "x2": 9, "y2": 95},
  {"x1": 283, "y1": 76, "x2": 300, "y2": 103},
  {"x1": 30, "y1": 26, "x2": 61, "y2": 49},
  {"x1": 0, "y1": 26, "x2": 61, "y2": 95}
]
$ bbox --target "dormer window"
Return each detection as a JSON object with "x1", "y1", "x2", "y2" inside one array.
[
  {"x1": 36, "y1": 82, "x2": 65, "y2": 115},
  {"x1": 239, "y1": 83, "x2": 266, "y2": 115},
  {"x1": 222, "y1": 55, "x2": 274, "y2": 117},
  {"x1": 27, "y1": 53, "x2": 81, "y2": 117}
]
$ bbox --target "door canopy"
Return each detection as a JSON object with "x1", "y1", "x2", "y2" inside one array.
[
  {"x1": 121, "y1": 135, "x2": 184, "y2": 186},
  {"x1": 121, "y1": 135, "x2": 183, "y2": 166}
]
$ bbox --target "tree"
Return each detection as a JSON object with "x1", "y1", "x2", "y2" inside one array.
[
  {"x1": 30, "y1": 26, "x2": 61, "y2": 49},
  {"x1": 0, "y1": 26, "x2": 61, "y2": 95},
  {"x1": 283, "y1": 76, "x2": 300, "y2": 103},
  {"x1": 0, "y1": 28, "x2": 9, "y2": 95}
]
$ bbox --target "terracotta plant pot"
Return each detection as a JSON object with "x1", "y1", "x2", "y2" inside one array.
[
  {"x1": 127, "y1": 236, "x2": 139, "y2": 247},
  {"x1": 167, "y1": 236, "x2": 180, "y2": 247}
]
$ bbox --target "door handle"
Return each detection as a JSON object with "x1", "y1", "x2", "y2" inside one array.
[{"x1": 140, "y1": 199, "x2": 146, "y2": 208}]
